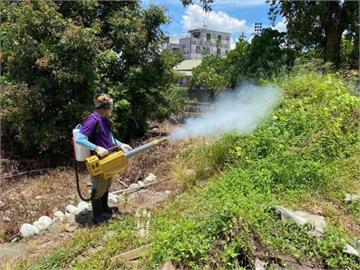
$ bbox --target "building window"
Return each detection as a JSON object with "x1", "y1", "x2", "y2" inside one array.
[
  {"x1": 206, "y1": 33, "x2": 211, "y2": 41},
  {"x1": 217, "y1": 35, "x2": 222, "y2": 41},
  {"x1": 192, "y1": 32, "x2": 200, "y2": 38},
  {"x1": 203, "y1": 46, "x2": 210, "y2": 54},
  {"x1": 217, "y1": 48, "x2": 221, "y2": 56},
  {"x1": 225, "y1": 36, "x2": 229, "y2": 41},
  {"x1": 196, "y1": 46, "x2": 200, "y2": 53}
]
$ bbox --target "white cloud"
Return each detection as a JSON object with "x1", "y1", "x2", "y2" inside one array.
[
  {"x1": 272, "y1": 18, "x2": 287, "y2": 32},
  {"x1": 181, "y1": 5, "x2": 251, "y2": 34}
]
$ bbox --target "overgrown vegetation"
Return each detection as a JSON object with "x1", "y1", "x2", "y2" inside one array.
[
  {"x1": 146, "y1": 70, "x2": 359, "y2": 269},
  {"x1": 16, "y1": 70, "x2": 359, "y2": 270},
  {"x1": 191, "y1": 29, "x2": 296, "y2": 92},
  {"x1": 0, "y1": 0, "x2": 184, "y2": 158}
]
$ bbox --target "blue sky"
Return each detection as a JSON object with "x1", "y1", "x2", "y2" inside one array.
[{"x1": 142, "y1": 0, "x2": 286, "y2": 48}]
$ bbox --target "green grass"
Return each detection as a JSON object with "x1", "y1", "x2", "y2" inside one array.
[
  {"x1": 145, "y1": 71, "x2": 360, "y2": 269},
  {"x1": 17, "y1": 71, "x2": 360, "y2": 269}
]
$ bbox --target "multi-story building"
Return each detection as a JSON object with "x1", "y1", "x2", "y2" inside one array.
[
  {"x1": 161, "y1": 36, "x2": 180, "y2": 53},
  {"x1": 179, "y1": 29, "x2": 231, "y2": 59}
]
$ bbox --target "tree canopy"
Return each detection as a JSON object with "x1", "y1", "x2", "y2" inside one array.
[
  {"x1": 267, "y1": 0, "x2": 359, "y2": 68},
  {"x1": 0, "y1": 0, "x2": 182, "y2": 157},
  {"x1": 191, "y1": 55, "x2": 229, "y2": 95}
]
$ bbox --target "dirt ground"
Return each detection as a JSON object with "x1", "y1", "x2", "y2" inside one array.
[{"x1": 0, "y1": 121, "x2": 183, "y2": 243}]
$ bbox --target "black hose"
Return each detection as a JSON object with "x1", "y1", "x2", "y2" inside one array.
[{"x1": 74, "y1": 159, "x2": 94, "y2": 202}]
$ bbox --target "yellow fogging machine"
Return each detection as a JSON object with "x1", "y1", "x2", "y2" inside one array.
[
  {"x1": 74, "y1": 137, "x2": 167, "y2": 201},
  {"x1": 85, "y1": 137, "x2": 167, "y2": 180}
]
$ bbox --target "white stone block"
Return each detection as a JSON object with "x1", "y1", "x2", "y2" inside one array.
[
  {"x1": 77, "y1": 201, "x2": 90, "y2": 211},
  {"x1": 65, "y1": 213, "x2": 75, "y2": 224},
  {"x1": 65, "y1": 205, "x2": 79, "y2": 215},
  {"x1": 53, "y1": 211, "x2": 65, "y2": 222},
  {"x1": 108, "y1": 193, "x2": 118, "y2": 204},
  {"x1": 20, "y1": 224, "x2": 38, "y2": 238},
  {"x1": 144, "y1": 173, "x2": 157, "y2": 183},
  {"x1": 137, "y1": 181, "x2": 145, "y2": 187},
  {"x1": 128, "y1": 183, "x2": 140, "y2": 190},
  {"x1": 38, "y1": 216, "x2": 53, "y2": 229}
]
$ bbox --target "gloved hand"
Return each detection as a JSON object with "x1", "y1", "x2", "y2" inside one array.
[
  {"x1": 95, "y1": 146, "x2": 109, "y2": 157},
  {"x1": 120, "y1": 143, "x2": 132, "y2": 153}
]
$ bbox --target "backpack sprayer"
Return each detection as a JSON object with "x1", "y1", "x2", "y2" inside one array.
[{"x1": 72, "y1": 128, "x2": 167, "y2": 201}]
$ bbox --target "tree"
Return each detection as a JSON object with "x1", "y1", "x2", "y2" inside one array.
[
  {"x1": 226, "y1": 39, "x2": 250, "y2": 87},
  {"x1": 226, "y1": 29, "x2": 295, "y2": 84},
  {"x1": 0, "y1": 0, "x2": 182, "y2": 157},
  {"x1": 181, "y1": 0, "x2": 214, "y2": 11},
  {"x1": 267, "y1": 0, "x2": 359, "y2": 68},
  {"x1": 191, "y1": 55, "x2": 229, "y2": 95},
  {"x1": 243, "y1": 28, "x2": 296, "y2": 78}
]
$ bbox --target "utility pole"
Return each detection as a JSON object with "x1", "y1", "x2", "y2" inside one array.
[{"x1": 203, "y1": 10, "x2": 209, "y2": 29}]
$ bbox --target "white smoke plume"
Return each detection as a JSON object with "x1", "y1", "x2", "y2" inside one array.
[{"x1": 170, "y1": 84, "x2": 282, "y2": 141}]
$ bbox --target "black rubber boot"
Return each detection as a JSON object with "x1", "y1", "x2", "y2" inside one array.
[
  {"x1": 91, "y1": 198, "x2": 107, "y2": 224},
  {"x1": 101, "y1": 191, "x2": 119, "y2": 215}
]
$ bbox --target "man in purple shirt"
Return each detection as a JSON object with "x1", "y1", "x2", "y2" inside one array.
[{"x1": 76, "y1": 93, "x2": 132, "y2": 224}]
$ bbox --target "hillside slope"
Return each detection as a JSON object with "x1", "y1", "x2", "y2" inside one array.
[{"x1": 13, "y1": 71, "x2": 360, "y2": 270}]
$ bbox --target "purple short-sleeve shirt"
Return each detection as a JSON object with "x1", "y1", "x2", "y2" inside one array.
[{"x1": 80, "y1": 111, "x2": 114, "y2": 150}]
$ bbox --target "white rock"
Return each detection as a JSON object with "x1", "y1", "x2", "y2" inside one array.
[
  {"x1": 33, "y1": 216, "x2": 52, "y2": 232},
  {"x1": 344, "y1": 244, "x2": 360, "y2": 257},
  {"x1": 255, "y1": 258, "x2": 267, "y2": 270},
  {"x1": 108, "y1": 193, "x2": 118, "y2": 204},
  {"x1": 53, "y1": 211, "x2": 65, "y2": 222},
  {"x1": 352, "y1": 239, "x2": 360, "y2": 252},
  {"x1": 164, "y1": 190, "x2": 171, "y2": 195},
  {"x1": 65, "y1": 205, "x2": 79, "y2": 215},
  {"x1": 129, "y1": 183, "x2": 140, "y2": 190},
  {"x1": 275, "y1": 206, "x2": 326, "y2": 237},
  {"x1": 65, "y1": 213, "x2": 75, "y2": 224},
  {"x1": 33, "y1": 220, "x2": 46, "y2": 231},
  {"x1": 77, "y1": 201, "x2": 90, "y2": 211},
  {"x1": 20, "y1": 223, "x2": 39, "y2": 238},
  {"x1": 344, "y1": 193, "x2": 360, "y2": 204},
  {"x1": 137, "y1": 181, "x2": 145, "y2": 188},
  {"x1": 115, "y1": 194, "x2": 123, "y2": 201},
  {"x1": 159, "y1": 261, "x2": 176, "y2": 270},
  {"x1": 144, "y1": 173, "x2": 157, "y2": 183},
  {"x1": 38, "y1": 216, "x2": 53, "y2": 228}
]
